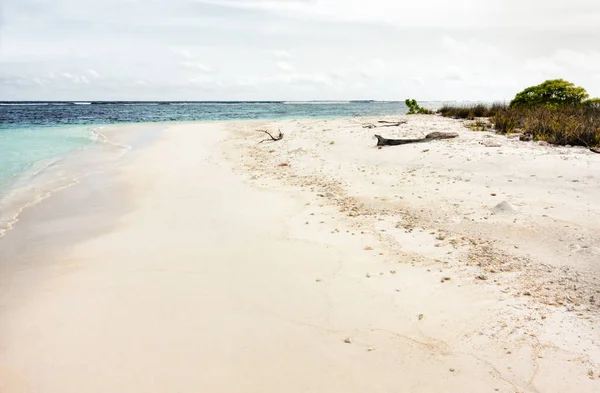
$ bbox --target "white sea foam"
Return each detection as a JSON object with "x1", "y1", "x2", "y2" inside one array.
[
  {"x1": 0, "y1": 125, "x2": 130, "y2": 238},
  {"x1": 0, "y1": 103, "x2": 49, "y2": 106},
  {"x1": 283, "y1": 101, "x2": 351, "y2": 105}
]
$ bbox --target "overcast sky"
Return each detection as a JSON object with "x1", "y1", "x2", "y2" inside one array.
[{"x1": 0, "y1": 0, "x2": 599, "y2": 101}]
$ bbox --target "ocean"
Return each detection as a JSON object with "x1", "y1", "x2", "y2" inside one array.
[{"x1": 0, "y1": 100, "x2": 438, "y2": 235}]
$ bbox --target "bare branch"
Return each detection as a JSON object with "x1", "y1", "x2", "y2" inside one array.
[
  {"x1": 363, "y1": 120, "x2": 407, "y2": 129},
  {"x1": 257, "y1": 129, "x2": 284, "y2": 144}
]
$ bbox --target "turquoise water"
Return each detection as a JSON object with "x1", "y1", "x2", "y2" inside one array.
[
  {"x1": 1, "y1": 101, "x2": 422, "y2": 196},
  {"x1": 1, "y1": 100, "x2": 444, "y2": 235},
  {"x1": 0, "y1": 125, "x2": 95, "y2": 197}
]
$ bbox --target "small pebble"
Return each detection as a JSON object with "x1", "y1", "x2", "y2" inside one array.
[
  {"x1": 418, "y1": 314, "x2": 424, "y2": 320},
  {"x1": 449, "y1": 368, "x2": 455, "y2": 373},
  {"x1": 344, "y1": 337, "x2": 353, "y2": 344},
  {"x1": 367, "y1": 347, "x2": 375, "y2": 352}
]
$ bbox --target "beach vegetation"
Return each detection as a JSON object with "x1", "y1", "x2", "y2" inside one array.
[
  {"x1": 584, "y1": 97, "x2": 600, "y2": 108},
  {"x1": 465, "y1": 119, "x2": 493, "y2": 131},
  {"x1": 509, "y1": 79, "x2": 589, "y2": 109},
  {"x1": 439, "y1": 104, "x2": 600, "y2": 147},
  {"x1": 405, "y1": 99, "x2": 433, "y2": 115},
  {"x1": 493, "y1": 105, "x2": 600, "y2": 146},
  {"x1": 438, "y1": 103, "x2": 505, "y2": 120},
  {"x1": 436, "y1": 79, "x2": 600, "y2": 148}
]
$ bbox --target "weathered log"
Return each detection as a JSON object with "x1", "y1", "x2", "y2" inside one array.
[
  {"x1": 362, "y1": 120, "x2": 407, "y2": 129},
  {"x1": 591, "y1": 147, "x2": 600, "y2": 154},
  {"x1": 377, "y1": 120, "x2": 407, "y2": 127},
  {"x1": 375, "y1": 132, "x2": 459, "y2": 147},
  {"x1": 258, "y1": 129, "x2": 284, "y2": 144}
]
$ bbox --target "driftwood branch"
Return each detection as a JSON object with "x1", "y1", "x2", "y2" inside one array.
[
  {"x1": 258, "y1": 129, "x2": 284, "y2": 144},
  {"x1": 363, "y1": 120, "x2": 407, "y2": 129},
  {"x1": 375, "y1": 132, "x2": 459, "y2": 147},
  {"x1": 591, "y1": 147, "x2": 600, "y2": 154},
  {"x1": 378, "y1": 120, "x2": 407, "y2": 126}
]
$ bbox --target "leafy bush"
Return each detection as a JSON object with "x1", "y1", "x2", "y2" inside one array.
[
  {"x1": 509, "y1": 79, "x2": 589, "y2": 109},
  {"x1": 405, "y1": 99, "x2": 433, "y2": 115},
  {"x1": 433, "y1": 80, "x2": 600, "y2": 147}
]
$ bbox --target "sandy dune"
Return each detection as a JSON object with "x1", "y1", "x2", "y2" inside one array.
[{"x1": 1, "y1": 118, "x2": 599, "y2": 392}]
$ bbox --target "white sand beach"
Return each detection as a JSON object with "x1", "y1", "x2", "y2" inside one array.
[{"x1": 1, "y1": 117, "x2": 599, "y2": 392}]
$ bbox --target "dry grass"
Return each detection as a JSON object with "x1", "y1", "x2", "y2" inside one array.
[
  {"x1": 493, "y1": 106, "x2": 600, "y2": 147},
  {"x1": 438, "y1": 104, "x2": 600, "y2": 147},
  {"x1": 438, "y1": 103, "x2": 506, "y2": 120}
]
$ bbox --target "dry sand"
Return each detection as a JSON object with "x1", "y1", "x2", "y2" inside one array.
[{"x1": 1, "y1": 117, "x2": 599, "y2": 392}]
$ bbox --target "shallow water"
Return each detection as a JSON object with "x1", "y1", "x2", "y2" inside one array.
[
  {"x1": 0, "y1": 101, "x2": 419, "y2": 195},
  {"x1": 0, "y1": 100, "x2": 444, "y2": 236},
  {"x1": 0, "y1": 125, "x2": 95, "y2": 198}
]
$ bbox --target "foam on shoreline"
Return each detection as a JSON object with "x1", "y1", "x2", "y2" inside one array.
[{"x1": 0, "y1": 125, "x2": 131, "y2": 238}]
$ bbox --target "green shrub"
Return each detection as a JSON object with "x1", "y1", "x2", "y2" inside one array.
[
  {"x1": 509, "y1": 79, "x2": 589, "y2": 109},
  {"x1": 405, "y1": 99, "x2": 433, "y2": 115},
  {"x1": 434, "y1": 79, "x2": 600, "y2": 147},
  {"x1": 492, "y1": 108, "x2": 521, "y2": 133},
  {"x1": 465, "y1": 119, "x2": 493, "y2": 131},
  {"x1": 438, "y1": 101, "x2": 600, "y2": 147}
]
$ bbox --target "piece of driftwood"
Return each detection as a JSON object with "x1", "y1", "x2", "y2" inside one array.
[
  {"x1": 377, "y1": 120, "x2": 407, "y2": 127},
  {"x1": 591, "y1": 147, "x2": 600, "y2": 154},
  {"x1": 375, "y1": 132, "x2": 459, "y2": 147},
  {"x1": 258, "y1": 129, "x2": 283, "y2": 144},
  {"x1": 362, "y1": 120, "x2": 407, "y2": 129}
]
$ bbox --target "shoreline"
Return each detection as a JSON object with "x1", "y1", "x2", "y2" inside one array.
[{"x1": 1, "y1": 117, "x2": 599, "y2": 392}]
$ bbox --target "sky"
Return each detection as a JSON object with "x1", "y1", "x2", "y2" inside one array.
[{"x1": 0, "y1": 0, "x2": 599, "y2": 101}]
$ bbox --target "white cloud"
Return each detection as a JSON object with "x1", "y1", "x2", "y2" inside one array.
[
  {"x1": 273, "y1": 50, "x2": 291, "y2": 59},
  {"x1": 1, "y1": 0, "x2": 599, "y2": 100},
  {"x1": 60, "y1": 72, "x2": 91, "y2": 84},
  {"x1": 189, "y1": 75, "x2": 219, "y2": 87},
  {"x1": 181, "y1": 61, "x2": 213, "y2": 73},
  {"x1": 191, "y1": 0, "x2": 600, "y2": 31},
  {"x1": 441, "y1": 36, "x2": 470, "y2": 54},
  {"x1": 437, "y1": 67, "x2": 468, "y2": 82},
  {"x1": 275, "y1": 61, "x2": 294, "y2": 71},
  {"x1": 372, "y1": 58, "x2": 387, "y2": 71},
  {"x1": 524, "y1": 58, "x2": 563, "y2": 75},
  {"x1": 412, "y1": 77, "x2": 424, "y2": 85},
  {"x1": 172, "y1": 48, "x2": 213, "y2": 73},
  {"x1": 87, "y1": 69, "x2": 101, "y2": 78},
  {"x1": 171, "y1": 48, "x2": 194, "y2": 59},
  {"x1": 550, "y1": 49, "x2": 600, "y2": 72}
]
